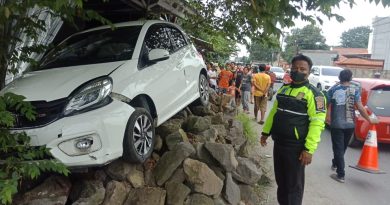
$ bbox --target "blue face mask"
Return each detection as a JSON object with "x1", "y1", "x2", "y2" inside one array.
[{"x1": 290, "y1": 70, "x2": 307, "y2": 83}]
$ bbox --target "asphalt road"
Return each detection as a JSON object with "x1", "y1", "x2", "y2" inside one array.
[{"x1": 248, "y1": 82, "x2": 390, "y2": 205}]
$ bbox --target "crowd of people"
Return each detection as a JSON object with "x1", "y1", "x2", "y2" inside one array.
[
  {"x1": 208, "y1": 55, "x2": 378, "y2": 205},
  {"x1": 206, "y1": 62, "x2": 277, "y2": 124}
]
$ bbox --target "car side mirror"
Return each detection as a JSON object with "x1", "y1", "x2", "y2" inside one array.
[
  {"x1": 313, "y1": 71, "x2": 319, "y2": 76},
  {"x1": 148, "y1": 49, "x2": 169, "y2": 62}
]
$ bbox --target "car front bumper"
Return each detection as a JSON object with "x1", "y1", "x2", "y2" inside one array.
[{"x1": 21, "y1": 99, "x2": 134, "y2": 167}]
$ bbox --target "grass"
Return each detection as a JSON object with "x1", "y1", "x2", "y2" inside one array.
[{"x1": 236, "y1": 112, "x2": 258, "y2": 145}]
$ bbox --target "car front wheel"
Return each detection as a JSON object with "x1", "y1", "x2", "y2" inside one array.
[
  {"x1": 123, "y1": 108, "x2": 155, "y2": 163},
  {"x1": 195, "y1": 74, "x2": 209, "y2": 106}
]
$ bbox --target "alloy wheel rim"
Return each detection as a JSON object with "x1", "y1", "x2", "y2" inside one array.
[
  {"x1": 200, "y1": 76, "x2": 209, "y2": 103},
  {"x1": 132, "y1": 114, "x2": 153, "y2": 156}
]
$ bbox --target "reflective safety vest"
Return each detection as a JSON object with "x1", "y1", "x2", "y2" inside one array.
[{"x1": 262, "y1": 81, "x2": 326, "y2": 154}]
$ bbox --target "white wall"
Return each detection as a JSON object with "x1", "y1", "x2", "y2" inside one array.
[{"x1": 371, "y1": 16, "x2": 390, "y2": 71}]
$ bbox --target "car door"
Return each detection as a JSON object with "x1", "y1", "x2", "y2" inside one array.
[
  {"x1": 166, "y1": 26, "x2": 201, "y2": 98},
  {"x1": 137, "y1": 24, "x2": 186, "y2": 123}
]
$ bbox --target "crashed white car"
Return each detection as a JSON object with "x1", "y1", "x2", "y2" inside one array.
[{"x1": 1, "y1": 20, "x2": 209, "y2": 167}]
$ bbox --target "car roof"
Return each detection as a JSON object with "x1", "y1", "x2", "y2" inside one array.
[
  {"x1": 78, "y1": 20, "x2": 176, "y2": 34},
  {"x1": 354, "y1": 78, "x2": 390, "y2": 90}
]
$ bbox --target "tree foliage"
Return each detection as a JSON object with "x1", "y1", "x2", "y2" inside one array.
[
  {"x1": 0, "y1": 0, "x2": 110, "y2": 89},
  {"x1": 249, "y1": 37, "x2": 280, "y2": 63},
  {"x1": 0, "y1": 93, "x2": 69, "y2": 204},
  {"x1": 282, "y1": 24, "x2": 329, "y2": 63},
  {"x1": 340, "y1": 26, "x2": 371, "y2": 48},
  {"x1": 185, "y1": 0, "x2": 389, "y2": 47}
]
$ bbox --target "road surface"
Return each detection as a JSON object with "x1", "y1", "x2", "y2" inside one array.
[{"x1": 247, "y1": 82, "x2": 390, "y2": 205}]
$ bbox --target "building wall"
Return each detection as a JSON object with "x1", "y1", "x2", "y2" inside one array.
[
  {"x1": 349, "y1": 68, "x2": 390, "y2": 80},
  {"x1": 371, "y1": 17, "x2": 390, "y2": 71},
  {"x1": 300, "y1": 50, "x2": 337, "y2": 66}
]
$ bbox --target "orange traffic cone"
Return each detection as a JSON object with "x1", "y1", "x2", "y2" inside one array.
[{"x1": 350, "y1": 125, "x2": 385, "y2": 174}]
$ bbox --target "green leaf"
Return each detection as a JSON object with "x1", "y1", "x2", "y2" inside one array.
[{"x1": 4, "y1": 7, "x2": 10, "y2": 18}]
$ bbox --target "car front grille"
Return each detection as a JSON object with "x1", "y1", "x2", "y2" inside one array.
[{"x1": 11, "y1": 98, "x2": 68, "y2": 129}]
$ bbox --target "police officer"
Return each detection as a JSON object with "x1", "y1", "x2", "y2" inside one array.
[{"x1": 260, "y1": 54, "x2": 326, "y2": 205}]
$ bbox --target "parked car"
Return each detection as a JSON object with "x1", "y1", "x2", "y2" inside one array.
[
  {"x1": 308, "y1": 66, "x2": 343, "y2": 91},
  {"x1": 325, "y1": 78, "x2": 390, "y2": 146},
  {"x1": 0, "y1": 20, "x2": 209, "y2": 167},
  {"x1": 270, "y1": 66, "x2": 285, "y2": 82}
]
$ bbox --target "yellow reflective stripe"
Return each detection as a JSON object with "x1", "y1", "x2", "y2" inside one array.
[
  {"x1": 294, "y1": 127, "x2": 299, "y2": 140},
  {"x1": 310, "y1": 117, "x2": 325, "y2": 122}
]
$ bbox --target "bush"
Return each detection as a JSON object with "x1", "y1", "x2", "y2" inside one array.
[
  {"x1": 236, "y1": 112, "x2": 258, "y2": 144},
  {"x1": 0, "y1": 93, "x2": 69, "y2": 204}
]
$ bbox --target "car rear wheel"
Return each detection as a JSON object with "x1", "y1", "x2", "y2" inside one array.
[
  {"x1": 348, "y1": 133, "x2": 362, "y2": 148},
  {"x1": 195, "y1": 74, "x2": 209, "y2": 106},
  {"x1": 123, "y1": 108, "x2": 155, "y2": 163}
]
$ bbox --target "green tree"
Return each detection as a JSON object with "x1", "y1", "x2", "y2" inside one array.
[
  {"x1": 282, "y1": 24, "x2": 329, "y2": 63},
  {"x1": 185, "y1": 0, "x2": 390, "y2": 48},
  {"x1": 0, "y1": 93, "x2": 70, "y2": 204},
  {"x1": 0, "y1": 0, "x2": 109, "y2": 89},
  {"x1": 249, "y1": 38, "x2": 280, "y2": 63},
  {"x1": 340, "y1": 26, "x2": 371, "y2": 48}
]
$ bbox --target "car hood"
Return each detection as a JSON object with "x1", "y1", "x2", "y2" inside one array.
[
  {"x1": 1, "y1": 62, "x2": 125, "y2": 102},
  {"x1": 320, "y1": 75, "x2": 339, "y2": 84}
]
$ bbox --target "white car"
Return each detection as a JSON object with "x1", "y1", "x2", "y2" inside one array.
[
  {"x1": 308, "y1": 66, "x2": 343, "y2": 91},
  {"x1": 270, "y1": 66, "x2": 285, "y2": 82},
  {"x1": 1, "y1": 20, "x2": 209, "y2": 167}
]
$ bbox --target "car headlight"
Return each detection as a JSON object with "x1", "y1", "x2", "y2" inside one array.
[{"x1": 64, "y1": 77, "x2": 113, "y2": 116}]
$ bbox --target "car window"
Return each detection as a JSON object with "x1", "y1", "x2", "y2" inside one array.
[
  {"x1": 311, "y1": 67, "x2": 317, "y2": 74},
  {"x1": 39, "y1": 26, "x2": 142, "y2": 70},
  {"x1": 166, "y1": 27, "x2": 187, "y2": 51},
  {"x1": 367, "y1": 87, "x2": 390, "y2": 117},
  {"x1": 144, "y1": 26, "x2": 173, "y2": 53},
  {"x1": 271, "y1": 67, "x2": 284, "y2": 73},
  {"x1": 321, "y1": 67, "x2": 342, "y2": 76}
]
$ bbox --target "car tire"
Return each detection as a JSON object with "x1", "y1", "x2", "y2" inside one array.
[
  {"x1": 317, "y1": 83, "x2": 322, "y2": 91},
  {"x1": 195, "y1": 73, "x2": 209, "y2": 106},
  {"x1": 123, "y1": 108, "x2": 155, "y2": 163},
  {"x1": 348, "y1": 133, "x2": 362, "y2": 148}
]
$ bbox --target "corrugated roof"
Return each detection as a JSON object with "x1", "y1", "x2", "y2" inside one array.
[
  {"x1": 332, "y1": 47, "x2": 368, "y2": 55},
  {"x1": 336, "y1": 58, "x2": 383, "y2": 66}
]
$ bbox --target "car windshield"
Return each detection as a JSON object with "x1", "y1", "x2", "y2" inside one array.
[
  {"x1": 39, "y1": 26, "x2": 142, "y2": 70},
  {"x1": 271, "y1": 67, "x2": 284, "y2": 73},
  {"x1": 367, "y1": 87, "x2": 390, "y2": 117},
  {"x1": 321, "y1": 67, "x2": 342, "y2": 76}
]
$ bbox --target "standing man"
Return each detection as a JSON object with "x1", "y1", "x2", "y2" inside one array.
[
  {"x1": 260, "y1": 54, "x2": 326, "y2": 205},
  {"x1": 327, "y1": 69, "x2": 377, "y2": 183},
  {"x1": 252, "y1": 64, "x2": 271, "y2": 124},
  {"x1": 234, "y1": 65, "x2": 244, "y2": 107},
  {"x1": 239, "y1": 66, "x2": 252, "y2": 114},
  {"x1": 207, "y1": 63, "x2": 218, "y2": 90},
  {"x1": 217, "y1": 65, "x2": 233, "y2": 95}
]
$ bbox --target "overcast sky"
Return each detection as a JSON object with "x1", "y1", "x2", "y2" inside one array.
[{"x1": 237, "y1": 0, "x2": 390, "y2": 57}]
